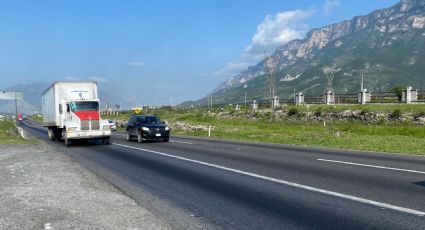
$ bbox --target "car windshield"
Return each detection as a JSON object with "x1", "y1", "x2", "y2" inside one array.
[
  {"x1": 137, "y1": 116, "x2": 161, "y2": 124},
  {"x1": 70, "y1": 101, "x2": 99, "y2": 112}
]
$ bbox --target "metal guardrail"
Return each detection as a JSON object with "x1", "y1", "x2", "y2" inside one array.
[
  {"x1": 304, "y1": 95, "x2": 323, "y2": 104},
  {"x1": 369, "y1": 92, "x2": 400, "y2": 103},
  {"x1": 334, "y1": 94, "x2": 358, "y2": 104}
]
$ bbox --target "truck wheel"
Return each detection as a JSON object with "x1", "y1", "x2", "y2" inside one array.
[
  {"x1": 126, "y1": 133, "x2": 131, "y2": 141},
  {"x1": 64, "y1": 137, "x2": 72, "y2": 147},
  {"x1": 48, "y1": 128, "x2": 55, "y2": 141},
  {"x1": 103, "y1": 137, "x2": 110, "y2": 145},
  {"x1": 137, "y1": 132, "x2": 144, "y2": 143},
  {"x1": 54, "y1": 128, "x2": 63, "y2": 141}
]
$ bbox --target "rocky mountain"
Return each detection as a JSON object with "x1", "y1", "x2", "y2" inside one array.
[
  {"x1": 194, "y1": 0, "x2": 425, "y2": 106},
  {"x1": 0, "y1": 82, "x2": 132, "y2": 114}
]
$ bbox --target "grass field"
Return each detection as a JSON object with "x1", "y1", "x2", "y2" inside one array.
[
  {"x1": 29, "y1": 115, "x2": 43, "y2": 124},
  {"x1": 0, "y1": 120, "x2": 36, "y2": 144},
  {"x1": 99, "y1": 105, "x2": 425, "y2": 155}
]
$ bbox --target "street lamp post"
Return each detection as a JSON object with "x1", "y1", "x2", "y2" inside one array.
[
  {"x1": 0, "y1": 90, "x2": 4, "y2": 120},
  {"x1": 244, "y1": 91, "x2": 247, "y2": 108},
  {"x1": 15, "y1": 91, "x2": 18, "y2": 125}
]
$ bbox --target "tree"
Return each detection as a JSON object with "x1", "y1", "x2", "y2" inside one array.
[{"x1": 390, "y1": 85, "x2": 406, "y2": 101}]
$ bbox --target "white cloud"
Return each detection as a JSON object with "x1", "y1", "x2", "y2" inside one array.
[
  {"x1": 88, "y1": 76, "x2": 109, "y2": 82},
  {"x1": 245, "y1": 10, "x2": 312, "y2": 58},
  {"x1": 213, "y1": 60, "x2": 251, "y2": 77},
  {"x1": 65, "y1": 76, "x2": 82, "y2": 81},
  {"x1": 324, "y1": 0, "x2": 341, "y2": 16},
  {"x1": 212, "y1": 9, "x2": 313, "y2": 78},
  {"x1": 128, "y1": 61, "x2": 144, "y2": 67}
]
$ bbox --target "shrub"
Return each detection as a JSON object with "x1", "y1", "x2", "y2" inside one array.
[
  {"x1": 391, "y1": 109, "x2": 403, "y2": 119},
  {"x1": 315, "y1": 107, "x2": 323, "y2": 117},
  {"x1": 360, "y1": 108, "x2": 369, "y2": 115},
  {"x1": 297, "y1": 112, "x2": 306, "y2": 118},
  {"x1": 263, "y1": 112, "x2": 272, "y2": 119},
  {"x1": 288, "y1": 107, "x2": 299, "y2": 117},
  {"x1": 414, "y1": 111, "x2": 425, "y2": 119},
  {"x1": 390, "y1": 85, "x2": 406, "y2": 101}
]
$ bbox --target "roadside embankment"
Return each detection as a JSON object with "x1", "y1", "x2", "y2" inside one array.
[
  {"x1": 0, "y1": 120, "x2": 36, "y2": 144},
  {"x1": 0, "y1": 143, "x2": 170, "y2": 230}
]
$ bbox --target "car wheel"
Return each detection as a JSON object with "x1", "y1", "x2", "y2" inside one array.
[
  {"x1": 126, "y1": 133, "x2": 131, "y2": 141},
  {"x1": 137, "y1": 132, "x2": 144, "y2": 143},
  {"x1": 163, "y1": 138, "x2": 169, "y2": 142}
]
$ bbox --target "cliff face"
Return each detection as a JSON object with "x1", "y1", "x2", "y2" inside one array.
[{"x1": 216, "y1": 0, "x2": 425, "y2": 93}]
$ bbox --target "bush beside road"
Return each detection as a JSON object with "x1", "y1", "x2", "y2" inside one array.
[{"x1": 0, "y1": 143, "x2": 170, "y2": 230}]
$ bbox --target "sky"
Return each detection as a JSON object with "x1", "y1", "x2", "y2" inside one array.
[{"x1": 0, "y1": 0, "x2": 400, "y2": 105}]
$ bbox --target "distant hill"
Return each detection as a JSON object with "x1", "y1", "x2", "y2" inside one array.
[
  {"x1": 0, "y1": 82, "x2": 132, "y2": 114},
  {"x1": 187, "y1": 0, "x2": 425, "y2": 106}
]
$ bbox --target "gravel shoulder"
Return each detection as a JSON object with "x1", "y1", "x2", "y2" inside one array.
[{"x1": 0, "y1": 143, "x2": 171, "y2": 230}]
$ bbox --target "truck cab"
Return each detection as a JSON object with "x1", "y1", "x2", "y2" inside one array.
[{"x1": 60, "y1": 100, "x2": 111, "y2": 146}]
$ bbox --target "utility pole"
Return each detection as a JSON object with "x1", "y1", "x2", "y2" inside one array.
[
  {"x1": 265, "y1": 54, "x2": 280, "y2": 108},
  {"x1": 14, "y1": 92, "x2": 18, "y2": 123},
  {"x1": 0, "y1": 90, "x2": 21, "y2": 123},
  {"x1": 245, "y1": 92, "x2": 247, "y2": 108},
  {"x1": 210, "y1": 92, "x2": 213, "y2": 108},
  {"x1": 322, "y1": 65, "x2": 336, "y2": 94}
]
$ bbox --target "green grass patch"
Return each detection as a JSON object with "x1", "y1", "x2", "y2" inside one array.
[
  {"x1": 29, "y1": 115, "x2": 43, "y2": 124},
  {"x1": 102, "y1": 106, "x2": 425, "y2": 155},
  {"x1": 0, "y1": 120, "x2": 36, "y2": 144}
]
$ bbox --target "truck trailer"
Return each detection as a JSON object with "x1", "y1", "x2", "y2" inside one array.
[{"x1": 42, "y1": 82, "x2": 111, "y2": 146}]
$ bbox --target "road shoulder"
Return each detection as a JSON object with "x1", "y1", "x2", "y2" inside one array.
[{"x1": 0, "y1": 143, "x2": 171, "y2": 230}]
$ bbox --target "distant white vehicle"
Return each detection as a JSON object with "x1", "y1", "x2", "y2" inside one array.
[{"x1": 108, "y1": 120, "x2": 117, "y2": 131}]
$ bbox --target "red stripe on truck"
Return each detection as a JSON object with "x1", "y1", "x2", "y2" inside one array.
[{"x1": 74, "y1": 110, "x2": 100, "y2": 120}]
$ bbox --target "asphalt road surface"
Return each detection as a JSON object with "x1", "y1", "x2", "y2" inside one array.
[{"x1": 21, "y1": 120, "x2": 425, "y2": 229}]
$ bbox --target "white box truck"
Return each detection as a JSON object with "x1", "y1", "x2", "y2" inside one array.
[{"x1": 42, "y1": 82, "x2": 111, "y2": 146}]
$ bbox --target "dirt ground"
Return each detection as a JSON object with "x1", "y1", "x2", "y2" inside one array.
[{"x1": 0, "y1": 143, "x2": 171, "y2": 230}]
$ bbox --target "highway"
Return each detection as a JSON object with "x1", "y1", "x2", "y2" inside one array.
[{"x1": 21, "y1": 120, "x2": 425, "y2": 229}]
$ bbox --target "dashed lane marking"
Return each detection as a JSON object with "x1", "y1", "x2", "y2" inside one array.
[{"x1": 317, "y1": 158, "x2": 425, "y2": 175}]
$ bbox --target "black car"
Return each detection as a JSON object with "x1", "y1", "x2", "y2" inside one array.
[{"x1": 125, "y1": 115, "x2": 170, "y2": 143}]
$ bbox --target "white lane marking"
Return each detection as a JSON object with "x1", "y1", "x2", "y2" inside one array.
[
  {"x1": 317, "y1": 159, "x2": 425, "y2": 175},
  {"x1": 169, "y1": 140, "x2": 193, "y2": 145},
  {"x1": 112, "y1": 142, "x2": 425, "y2": 216},
  {"x1": 113, "y1": 133, "x2": 126, "y2": 137},
  {"x1": 44, "y1": 223, "x2": 53, "y2": 230}
]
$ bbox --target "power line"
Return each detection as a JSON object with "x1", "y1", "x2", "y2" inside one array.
[{"x1": 265, "y1": 52, "x2": 280, "y2": 108}]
